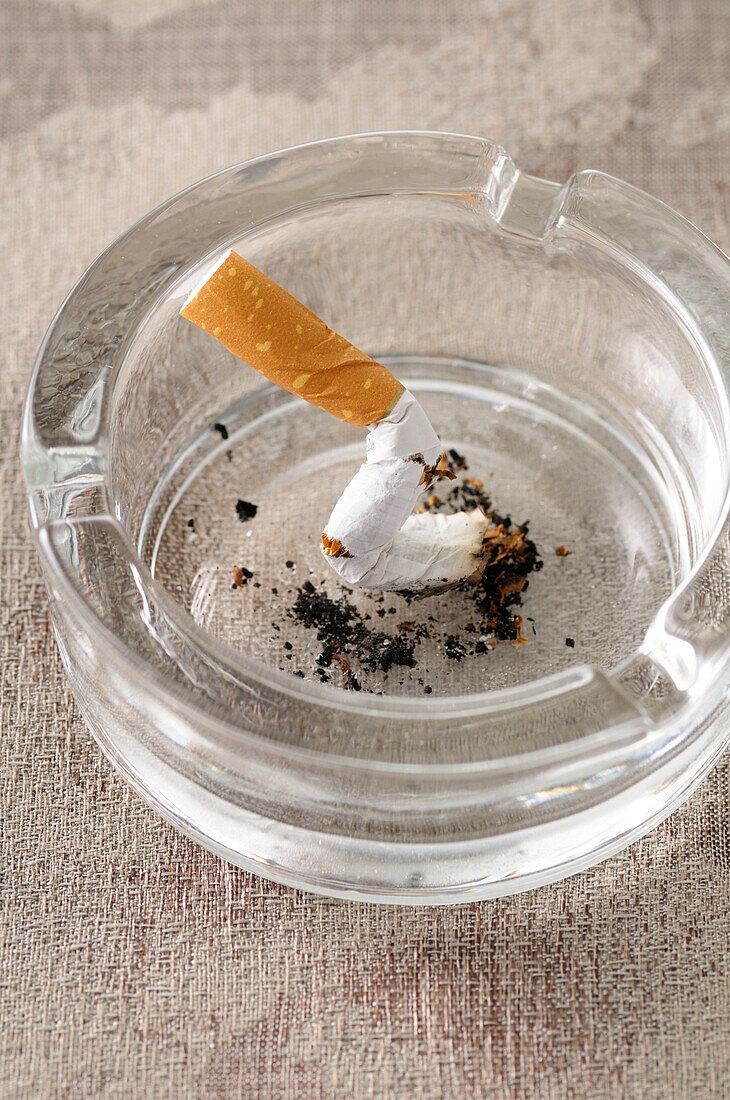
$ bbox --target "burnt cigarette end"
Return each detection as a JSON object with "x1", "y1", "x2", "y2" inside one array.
[
  {"x1": 419, "y1": 452, "x2": 458, "y2": 488},
  {"x1": 321, "y1": 533, "x2": 352, "y2": 558}
]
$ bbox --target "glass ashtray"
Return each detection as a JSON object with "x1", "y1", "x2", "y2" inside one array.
[{"x1": 22, "y1": 132, "x2": 730, "y2": 903}]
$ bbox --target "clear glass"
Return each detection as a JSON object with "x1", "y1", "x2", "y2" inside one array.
[{"x1": 22, "y1": 132, "x2": 730, "y2": 902}]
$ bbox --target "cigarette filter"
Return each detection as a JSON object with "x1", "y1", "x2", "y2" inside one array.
[{"x1": 181, "y1": 251, "x2": 404, "y2": 427}]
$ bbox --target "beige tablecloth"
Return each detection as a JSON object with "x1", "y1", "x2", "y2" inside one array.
[{"x1": 2, "y1": 1, "x2": 729, "y2": 1096}]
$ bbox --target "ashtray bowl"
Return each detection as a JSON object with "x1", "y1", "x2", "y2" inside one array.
[{"x1": 23, "y1": 132, "x2": 730, "y2": 902}]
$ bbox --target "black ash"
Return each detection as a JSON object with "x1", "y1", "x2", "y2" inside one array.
[
  {"x1": 236, "y1": 451, "x2": 544, "y2": 693},
  {"x1": 235, "y1": 499, "x2": 258, "y2": 523},
  {"x1": 291, "y1": 581, "x2": 426, "y2": 675}
]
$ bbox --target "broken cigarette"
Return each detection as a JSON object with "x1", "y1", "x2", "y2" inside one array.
[{"x1": 181, "y1": 250, "x2": 493, "y2": 593}]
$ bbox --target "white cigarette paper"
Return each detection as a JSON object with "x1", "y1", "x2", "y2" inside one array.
[{"x1": 322, "y1": 391, "x2": 490, "y2": 592}]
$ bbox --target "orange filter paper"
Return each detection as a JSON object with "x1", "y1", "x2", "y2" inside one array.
[{"x1": 180, "y1": 251, "x2": 404, "y2": 427}]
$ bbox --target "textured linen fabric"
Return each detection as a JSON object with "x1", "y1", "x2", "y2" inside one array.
[{"x1": 1, "y1": 1, "x2": 729, "y2": 1097}]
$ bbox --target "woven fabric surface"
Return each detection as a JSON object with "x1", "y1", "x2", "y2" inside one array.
[{"x1": 1, "y1": 0, "x2": 729, "y2": 1096}]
